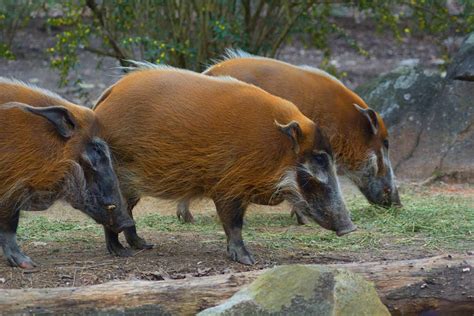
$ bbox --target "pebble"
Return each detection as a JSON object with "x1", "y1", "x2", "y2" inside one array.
[{"x1": 78, "y1": 82, "x2": 95, "y2": 90}]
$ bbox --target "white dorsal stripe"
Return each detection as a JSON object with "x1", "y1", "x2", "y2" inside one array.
[
  {"x1": 119, "y1": 60, "x2": 242, "y2": 84},
  {"x1": 0, "y1": 77, "x2": 68, "y2": 102},
  {"x1": 209, "y1": 48, "x2": 345, "y2": 88}
]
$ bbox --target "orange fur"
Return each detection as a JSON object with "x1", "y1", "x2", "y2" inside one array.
[
  {"x1": 205, "y1": 57, "x2": 389, "y2": 175},
  {"x1": 94, "y1": 68, "x2": 317, "y2": 204},
  {"x1": 0, "y1": 80, "x2": 99, "y2": 209},
  {"x1": 0, "y1": 78, "x2": 97, "y2": 133}
]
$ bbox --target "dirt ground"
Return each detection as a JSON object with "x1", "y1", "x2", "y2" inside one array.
[{"x1": 0, "y1": 180, "x2": 471, "y2": 289}]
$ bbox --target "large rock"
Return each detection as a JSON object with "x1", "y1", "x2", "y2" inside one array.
[
  {"x1": 198, "y1": 265, "x2": 389, "y2": 316},
  {"x1": 357, "y1": 33, "x2": 474, "y2": 182},
  {"x1": 447, "y1": 32, "x2": 474, "y2": 81}
]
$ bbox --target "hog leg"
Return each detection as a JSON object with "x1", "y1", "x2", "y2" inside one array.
[
  {"x1": 0, "y1": 208, "x2": 36, "y2": 269},
  {"x1": 104, "y1": 227, "x2": 133, "y2": 257},
  {"x1": 123, "y1": 196, "x2": 154, "y2": 250},
  {"x1": 291, "y1": 206, "x2": 310, "y2": 225},
  {"x1": 214, "y1": 198, "x2": 255, "y2": 265},
  {"x1": 176, "y1": 198, "x2": 195, "y2": 223}
]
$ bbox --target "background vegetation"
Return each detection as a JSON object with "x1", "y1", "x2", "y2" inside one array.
[{"x1": 1, "y1": 0, "x2": 474, "y2": 84}]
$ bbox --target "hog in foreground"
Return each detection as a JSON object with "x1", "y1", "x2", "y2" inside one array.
[{"x1": 93, "y1": 64, "x2": 356, "y2": 264}]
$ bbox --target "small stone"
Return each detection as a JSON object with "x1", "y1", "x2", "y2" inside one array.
[
  {"x1": 398, "y1": 58, "x2": 419, "y2": 67},
  {"x1": 78, "y1": 82, "x2": 95, "y2": 90},
  {"x1": 0, "y1": 278, "x2": 5, "y2": 284},
  {"x1": 430, "y1": 58, "x2": 445, "y2": 65},
  {"x1": 32, "y1": 241, "x2": 47, "y2": 247}
]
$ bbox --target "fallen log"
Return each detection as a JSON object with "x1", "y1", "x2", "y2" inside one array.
[{"x1": 0, "y1": 254, "x2": 471, "y2": 315}]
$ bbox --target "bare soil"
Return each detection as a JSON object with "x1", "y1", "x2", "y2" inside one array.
[{"x1": 0, "y1": 181, "x2": 471, "y2": 289}]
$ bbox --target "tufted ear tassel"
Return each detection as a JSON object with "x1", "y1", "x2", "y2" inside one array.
[
  {"x1": 354, "y1": 103, "x2": 379, "y2": 135},
  {"x1": 275, "y1": 120, "x2": 302, "y2": 154}
]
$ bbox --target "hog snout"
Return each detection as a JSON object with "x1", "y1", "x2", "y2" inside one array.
[
  {"x1": 336, "y1": 223, "x2": 357, "y2": 236},
  {"x1": 104, "y1": 204, "x2": 135, "y2": 233},
  {"x1": 111, "y1": 218, "x2": 135, "y2": 233},
  {"x1": 379, "y1": 185, "x2": 402, "y2": 208}
]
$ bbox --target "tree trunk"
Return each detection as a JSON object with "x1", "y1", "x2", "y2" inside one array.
[{"x1": 0, "y1": 254, "x2": 471, "y2": 315}]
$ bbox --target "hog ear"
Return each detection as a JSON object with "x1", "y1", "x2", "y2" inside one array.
[
  {"x1": 353, "y1": 103, "x2": 379, "y2": 135},
  {"x1": 25, "y1": 106, "x2": 77, "y2": 139},
  {"x1": 275, "y1": 120, "x2": 302, "y2": 154}
]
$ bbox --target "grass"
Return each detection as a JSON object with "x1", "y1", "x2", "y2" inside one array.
[{"x1": 17, "y1": 189, "x2": 474, "y2": 255}]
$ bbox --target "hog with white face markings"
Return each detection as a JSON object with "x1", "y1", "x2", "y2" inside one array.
[
  {"x1": 0, "y1": 79, "x2": 134, "y2": 268},
  {"x1": 177, "y1": 50, "x2": 401, "y2": 224},
  {"x1": 93, "y1": 64, "x2": 356, "y2": 264}
]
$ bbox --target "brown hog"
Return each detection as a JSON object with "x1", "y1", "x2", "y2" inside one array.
[
  {"x1": 0, "y1": 78, "x2": 135, "y2": 268},
  {"x1": 177, "y1": 50, "x2": 401, "y2": 224},
  {"x1": 93, "y1": 64, "x2": 356, "y2": 264}
]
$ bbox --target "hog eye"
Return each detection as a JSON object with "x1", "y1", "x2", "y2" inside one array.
[
  {"x1": 383, "y1": 139, "x2": 389, "y2": 149},
  {"x1": 312, "y1": 152, "x2": 328, "y2": 167}
]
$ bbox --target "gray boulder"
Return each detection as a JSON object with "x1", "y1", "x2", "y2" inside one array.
[
  {"x1": 357, "y1": 33, "x2": 474, "y2": 181},
  {"x1": 198, "y1": 265, "x2": 389, "y2": 316},
  {"x1": 447, "y1": 32, "x2": 474, "y2": 81}
]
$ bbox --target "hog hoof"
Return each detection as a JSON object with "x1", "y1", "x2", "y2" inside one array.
[
  {"x1": 6, "y1": 252, "x2": 36, "y2": 269},
  {"x1": 177, "y1": 207, "x2": 195, "y2": 223},
  {"x1": 177, "y1": 212, "x2": 195, "y2": 223},
  {"x1": 128, "y1": 237, "x2": 154, "y2": 250},
  {"x1": 228, "y1": 245, "x2": 255, "y2": 265},
  {"x1": 124, "y1": 228, "x2": 154, "y2": 250},
  {"x1": 107, "y1": 243, "x2": 133, "y2": 257},
  {"x1": 295, "y1": 214, "x2": 310, "y2": 225},
  {"x1": 291, "y1": 208, "x2": 310, "y2": 225}
]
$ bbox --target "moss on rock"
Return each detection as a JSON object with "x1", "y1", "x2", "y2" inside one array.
[{"x1": 198, "y1": 265, "x2": 389, "y2": 316}]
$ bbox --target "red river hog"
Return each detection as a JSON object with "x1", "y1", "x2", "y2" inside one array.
[
  {"x1": 177, "y1": 50, "x2": 401, "y2": 224},
  {"x1": 93, "y1": 64, "x2": 356, "y2": 264},
  {"x1": 0, "y1": 78, "x2": 134, "y2": 268}
]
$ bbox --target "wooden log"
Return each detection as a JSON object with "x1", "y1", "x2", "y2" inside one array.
[{"x1": 0, "y1": 254, "x2": 471, "y2": 315}]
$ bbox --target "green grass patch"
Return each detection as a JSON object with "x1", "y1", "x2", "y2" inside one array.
[
  {"x1": 15, "y1": 191, "x2": 473, "y2": 254},
  {"x1": 17, "y1": 216, "x2": 102, "y2": 242}
]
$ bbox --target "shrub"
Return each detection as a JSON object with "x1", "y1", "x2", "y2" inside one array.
[
  {"x1": 0, "y1": 0, "x2": 41, "y2": 59},
  {"x1": 47, "y1": 1, "x2": 474, "y2": 84}
]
